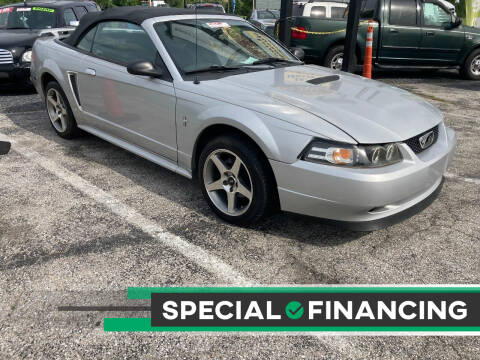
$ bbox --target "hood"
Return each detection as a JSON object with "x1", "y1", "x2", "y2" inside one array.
[
  {"x1": 0, "y1": 29, "x2": 40, "y2": 48},
  {"x1": 462, "y1": 24, "x2": 480, "y2": 35},
  {"x1": 213, "y1": 65, "x2": 442, "y2": 144}
]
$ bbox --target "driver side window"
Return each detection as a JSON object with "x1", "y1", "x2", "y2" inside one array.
[{"x1": 423, "y1": 2, "x2": 452, "y2": 27}]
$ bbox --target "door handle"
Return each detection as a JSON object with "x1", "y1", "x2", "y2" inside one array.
[
  {"x1": 85, "y1": 68, "x2": 96, "y2": 76},
  {"x1": 389, "y1": 28, "x2": 398, "y2": 33},
  {"x1": 425, "y1": 31, "x2": 435, "y2": 36}
]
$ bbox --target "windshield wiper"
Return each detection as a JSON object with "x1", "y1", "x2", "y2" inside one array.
[
  {"x1": 247, "y1": 58, "x2": 302, "y2": 66},
  {"x1": 6, "y1": 27, "x2": 30, "y2": 30},
  {"x1": 185, "y1": 65, "x2": 241, "y2": 75}
]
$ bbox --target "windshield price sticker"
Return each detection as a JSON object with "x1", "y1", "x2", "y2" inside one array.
[
  {"x1": 16, "y1": 7, "x2": 32, "y2": 12},
  {"x1": 206, "y1": 22, "x2": 230, "y2": 29},
  {"x1": 0, "y1": 7, "x2": 13, "y2": 14},
  {"x1": 32, "y1": 7, "x2": 55, "y2": 13}
]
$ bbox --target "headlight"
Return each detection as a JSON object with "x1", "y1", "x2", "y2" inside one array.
[
  {"x1": 21, "y1": 50, "x2": 32, "y2": 63},
  {"x1": 301, "y1": 139, "x2": 403, "y2": 167}
]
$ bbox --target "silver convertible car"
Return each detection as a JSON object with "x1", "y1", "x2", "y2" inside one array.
[{"x1": 31, "y1": 7, "x2": 456, "y2": 230}]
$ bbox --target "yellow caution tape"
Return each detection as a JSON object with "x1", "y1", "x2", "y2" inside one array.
[{"x1": 290, "y1": 20, "x2": 371, "y2": 36}]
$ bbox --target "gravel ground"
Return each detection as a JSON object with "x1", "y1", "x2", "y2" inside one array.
[{"x1": 0, "y1": 69, "x2": 479, "y2": 359}]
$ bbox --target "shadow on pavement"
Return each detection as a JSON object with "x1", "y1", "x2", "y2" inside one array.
[{"x1": 0, "y1": 83, "x2": 37, "y2": 96}]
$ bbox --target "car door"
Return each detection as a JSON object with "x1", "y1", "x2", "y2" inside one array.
[
  {"x1": 378, "y1": 0, "x2": 422, "y2": 64},
  {"x1": 75, "y1": 21, "x2": 177, "y2": 161},
  {"x1": 417, "y1": 0, "x2": 464, "y2": 64}
]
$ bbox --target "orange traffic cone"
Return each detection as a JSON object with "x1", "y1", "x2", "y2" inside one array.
[{"x1": 363, "y1": 21, "x2": 374, "y2": 79}]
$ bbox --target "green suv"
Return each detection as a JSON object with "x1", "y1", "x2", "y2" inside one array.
[{"x1": 289, "y1": 0, "x2": 480, "y2": 80}]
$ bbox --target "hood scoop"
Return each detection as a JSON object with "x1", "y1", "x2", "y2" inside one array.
[{"x1": 307, "y1": 75, "x2": 340, "y2": 85}]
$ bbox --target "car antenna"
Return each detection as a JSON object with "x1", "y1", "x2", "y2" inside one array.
[{"x1": 193, "y1": 6, "x2": 200, "y2": 85}]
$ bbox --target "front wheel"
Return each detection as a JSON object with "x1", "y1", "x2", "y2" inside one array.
[
  {"x1": 461, "y1": 49, "x2": 480, "y2": 80},
  {"x1": 198, "y1": 135, "x2": 276, "y2": 225},
  {"x1": 323, "y1": 45, "x2": 357, "y2": 71}
]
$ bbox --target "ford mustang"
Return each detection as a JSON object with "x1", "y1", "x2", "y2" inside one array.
[{"x1": 31, "y1": 7, "x2": 456, "y2": 230}]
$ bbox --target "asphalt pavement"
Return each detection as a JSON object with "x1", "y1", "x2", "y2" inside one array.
[{"x1": 0, "y1": 69, "x2": 479, "y2": 359}]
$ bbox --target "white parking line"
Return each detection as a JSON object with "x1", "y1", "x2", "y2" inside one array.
[
  {"x1": 2, "y1": 110, "x2": 46, "y2": 115},
  {"x1": 445, "y1": 172, "x2": 480, "y2": 186},
  {"x1": 0, "y1": 133, "x2": 253, "y2": 286}
]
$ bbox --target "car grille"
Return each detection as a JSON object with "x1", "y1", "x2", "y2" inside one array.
[
  {"x1": 404, "y1": 125, "x2": 439, "y2": 154},
  {"x1": 0, "y1": 49, "x2": 13, "y2": 65}
]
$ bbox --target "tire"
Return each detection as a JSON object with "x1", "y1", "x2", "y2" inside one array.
[
  {"x1": 198, "y1": 135, "x2": 276, "y2": 225},
  {"x1": 323, "y1": 45, "x2": 357, "y2": 71},
  {"x1": 44, "y1": 81, "x2": 81, "y2": 139},
  {"x1": 461, "y1": 48, "x2": 480, "y2": 80}
]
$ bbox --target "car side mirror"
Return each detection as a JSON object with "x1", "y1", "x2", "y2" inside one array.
[
  {"x1": 127, "y1": 61, "x2": 164, "y2": 79},
  {"x1": 446, "y1": 16, "x2": 462, "y2": 29},
  {"x1": 69, "y1": 21, "x2": 79, "y2": 27},
  {"x1": 290, "y1": 47, "x2": 305, "y2": 61},
  {"x1": 0, "y1": 141, "x2": 11, "y2": 155}
]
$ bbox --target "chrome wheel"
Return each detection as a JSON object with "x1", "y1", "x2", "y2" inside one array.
[
  {"x1": 46, "y1": 88, "x2": 68, "y2": 133},
  {"x1": 330, "y1": 53, "x2": 343, "y2": 70},
  {"x1": 471, "y1": 55, "x2": 480, "y2": 76},
  {"x1": 203, "y1": 149, "x2": 253, "y2": 216}
]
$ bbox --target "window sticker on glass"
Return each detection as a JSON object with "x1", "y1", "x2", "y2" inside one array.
[
  {"x1": 33, "y1": 7, "x2": 55, "y2": 13},
  {"x1": 16, "y1": 7, "x2": 32, "y2": 12},
  {"x1": 205, "y1": 22, "x2": 230, "y2": 29},
  {"x1": 0, "y1": 7, "x2": 13, "y2": 14}
]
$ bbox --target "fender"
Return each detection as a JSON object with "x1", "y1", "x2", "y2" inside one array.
[{"x1": 177, "y1": 101, "x2": 317, "y2": 173}]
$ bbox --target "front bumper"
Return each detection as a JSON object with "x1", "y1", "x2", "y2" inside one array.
[
  {"x1": 0, "y1": 63, "x2": 30, "y2": 83},
  {"x1": 270, "y1": 123, "x2": 456, "y2": 230}
]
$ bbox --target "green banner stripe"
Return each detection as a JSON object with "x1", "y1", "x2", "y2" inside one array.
[
  {"x1": 104, "y1": 318, "x2": 480, "y2": 332},
  {"x1": 127, "y1": 287, "x2": 480, "y2": 299}
]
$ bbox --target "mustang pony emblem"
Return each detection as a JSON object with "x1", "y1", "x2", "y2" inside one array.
[{"x1": 419, "y1": 130, "x2": 435, "y2": 150}]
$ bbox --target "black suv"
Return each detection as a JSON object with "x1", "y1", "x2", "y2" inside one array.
[{"x1": 0, "y1": 0, "x2": 100, "y2": 85}]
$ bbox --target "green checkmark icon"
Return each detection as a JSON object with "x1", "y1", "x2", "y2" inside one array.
[{"x1": 285, "y1": 301, "x2": 304, "y2": 320}]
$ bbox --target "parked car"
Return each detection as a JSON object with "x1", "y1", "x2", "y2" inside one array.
[
  {"x1": 0, "y1": 0, "x2": 100, "y2": 86},
  {"x1": 249, "y1": 9, "x2": 279, "y2": 36},
  {"x1": 301, "y1": 1, "x2": 347, "y2": 18},
  {"x1": 31, "y1": 7, "x2": 456, "y2": 229},
  {"x1": 289, "y1": 0, "x2": 480, "y2": 80}
]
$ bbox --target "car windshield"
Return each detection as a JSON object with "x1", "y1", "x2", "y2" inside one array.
[
  {"x1": 154, "y1": 18, "x2": 297, "y2": 75},
  {"x1": 0, "y1": 6, "x2": 57, "y2": 30},
  {"x1": 257, "y1": 10, "x2": 280, "y2": 19}
]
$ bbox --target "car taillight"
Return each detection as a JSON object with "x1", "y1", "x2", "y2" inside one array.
[{"x1": 291, "y1": 26, "x2": 307, "y2": 40}]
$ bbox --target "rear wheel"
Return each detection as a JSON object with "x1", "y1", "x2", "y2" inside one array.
[
  {"x1": 323, "y1": 45, "x2": 357, "y2": 71},
  {"x1": 198, "y1": 135, "x2": 276, "y2": 225},
  {"x1": 461, "y1": 49, "x2": 480, "y2": 80},
  {"x1": 45, "y1": 81, "x2": 80, "y2": 139}
]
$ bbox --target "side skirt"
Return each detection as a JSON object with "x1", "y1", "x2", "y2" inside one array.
[{"x1": 78, "y1": 125, "x2": 192, "y2": 179}]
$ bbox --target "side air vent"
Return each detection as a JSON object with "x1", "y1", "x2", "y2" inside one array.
[{"x1": 67, "y1": 72, "x2": 81, "y2": 107}]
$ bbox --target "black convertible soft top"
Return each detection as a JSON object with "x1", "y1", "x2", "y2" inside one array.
[{"x1": 64, "y1": 6, "x2": 221, "y2": 46}]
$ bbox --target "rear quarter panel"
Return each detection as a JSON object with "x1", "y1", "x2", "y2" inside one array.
[{"x1": 33, "y1": 39, "x2": 86, "y2": 123}]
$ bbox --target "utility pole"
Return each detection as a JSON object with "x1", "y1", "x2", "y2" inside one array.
[
  {"x1": 278, "y1": 0, "x2": 293, "y2": 47},
  {"x1": 342, "y1": 0, "x2": 362, "y2": 72}
]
